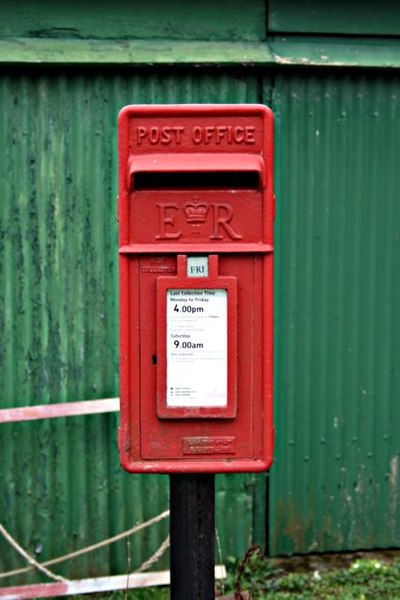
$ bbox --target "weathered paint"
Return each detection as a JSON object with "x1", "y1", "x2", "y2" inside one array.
[
  {"x1": 269, "y1": 0, "x2": 400, "y2": 36},
  {"x1": 271, "y1": 37, "x2": 400, "y2": 70},
  {"x1": 269, "y1": 72, "x2": 400, "y2": 555},
  {"x1": 0, "y1": 0, "x2": 265, "y2": 42},
  {"x1": 1, "y1": 38, "x2": 400, "y2": 68},
  {"x1": 0, "y1": 70, "x2": 266, "y2": 580},
  {"x1": 0, "y1": 1, "x2": 399, "y2": 576},
  {"x1": 0, "y1": 1, "x2": 399, "y2": 68}
]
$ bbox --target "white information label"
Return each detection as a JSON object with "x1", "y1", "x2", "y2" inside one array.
[{"x1": 166, "y1": 289, "x2": 227, "y2": 407}]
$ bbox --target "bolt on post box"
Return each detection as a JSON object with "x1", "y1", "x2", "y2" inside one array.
[{"x1": 118, "y1": 104, "x2": 274, "y2": 473}]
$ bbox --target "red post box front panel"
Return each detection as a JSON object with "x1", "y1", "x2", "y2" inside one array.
[{"x1": 118, "y1": 104, "x2": 274, "y2": 473}]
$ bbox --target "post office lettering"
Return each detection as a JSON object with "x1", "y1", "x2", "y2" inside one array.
[
  {"x1": 136, "y1": 126, "x2": 185, "y2": 145},
  {"x1": 135, "y1": 125, "x2": 255, "y2": 146},
  {"x1": 191, "y1": 125, "x2": 255, "y2": 145}
]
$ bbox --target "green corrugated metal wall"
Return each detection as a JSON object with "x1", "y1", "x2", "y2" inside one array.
[
  {"x1": 0, "y1": 70, "x2": 266, "y2": 581},
  {"x1": 1, "y1": 1, "x2": 400, "y2": 584},
  {"x1": 270, "y1": 72, "x2": 400, "y2": 555}
]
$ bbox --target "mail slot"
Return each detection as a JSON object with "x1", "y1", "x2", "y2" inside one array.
[{"x1": 118, "y1": 104, "x2": 274, "y2": 473}]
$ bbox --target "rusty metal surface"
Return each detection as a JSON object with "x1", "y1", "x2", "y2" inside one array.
[{"x1": 269, "y1": 72, "x2": 400, "y2": 555}]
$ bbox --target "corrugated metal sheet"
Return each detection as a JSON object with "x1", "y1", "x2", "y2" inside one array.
[
  {"x1": 0, "y1": 70, "x2": 265, "y2": 582},
  {"x1": 4, "y1": 59, "x2": 399, "y2": 571},
  {"x1": 269, "y1": 73, "x2": 400, "y2": 555}
]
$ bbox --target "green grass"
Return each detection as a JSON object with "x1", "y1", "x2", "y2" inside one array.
[
  {"x1": 72, "y1": 553, "x2": 400, "y2": 599},
  {"x1": 219, "y1": 552, "x2": 400, "y2": 599}
]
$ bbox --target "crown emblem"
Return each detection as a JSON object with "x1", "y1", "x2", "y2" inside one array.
[{"x1": 183, "y1": 198, "x2": 209, "y2": 224}]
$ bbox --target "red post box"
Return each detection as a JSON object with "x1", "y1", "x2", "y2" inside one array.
[{"x1": 118, "y1": 104, "x2": 274, "y2": 473}]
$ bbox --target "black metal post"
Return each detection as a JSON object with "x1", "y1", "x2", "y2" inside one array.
[{"x1": 170, "y1": 474, "x2": 215, "y2": 600}]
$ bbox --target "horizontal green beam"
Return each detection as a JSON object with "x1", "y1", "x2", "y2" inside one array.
[
  {"x1": 1, "y1": 36, "x2": 400, "y2": 68},
  {"x1": 0, "y1": 38, "x2": 273, "y2": 65},
  {"x1": 271, "y1": 36, "x2": 400, "y2": 69}
]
